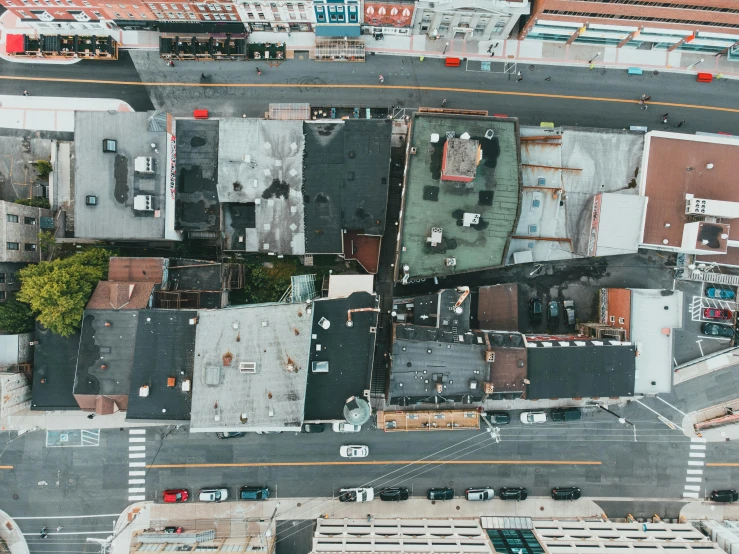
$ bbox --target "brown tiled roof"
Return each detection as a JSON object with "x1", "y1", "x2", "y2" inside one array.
[
  {"x1": 697, "y1": 247, "x2": 739, "y2": 268},
  {"x1": 108, "y1": 257, "x2": 165, "y2": 283},
  {"x1": 343, "y1": 232, "x2": 381, "y2": 274},
  {"x1": 87, "y1": 281, "x2": 155, "y2": 310},
  {"x1": 488, "y1": 347, "x2": 527, "y2": 393},
  {"x1": 477, "y1": 283, "x2": 518, "y2": 331},
  {"x1": 603, "y1": 288, "x2": 631, "y2": 341},
  {"x1": 642, "y1": 136, "x2": 739, "y2": 248}
]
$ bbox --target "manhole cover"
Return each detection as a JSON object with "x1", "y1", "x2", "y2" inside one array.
[
  {"x1": 529, "y1": 65, "x2": 535, "y2": 71},
  {"x1": 297, "y1": 503, "x2": 302, "y2": 507},
  {"x1": 68, "y1": 478, "x2": 75, "y2": 485},
  {"x1": 456, "y1": 505, "x2": 460, "y2": 510},
  {"x1": 12, "y1": 494, "x2": 18, "y2": 500},
  {"x1": 431, "y1": 500, "x2": 436, "y2": 505},
  {"x1": 653, "y1": 70, "x2": 659, "y2": 75},
  {"x1": 540, "y1": 506, "x2": 545, "y2": 511}
]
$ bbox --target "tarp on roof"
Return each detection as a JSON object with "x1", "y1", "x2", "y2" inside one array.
[
  {"x1": 315, "y1": 25, "x2": 361, "y2": 37},
  {"x1": 6, "y1": 34, "x2": 26, "y2": 54}
]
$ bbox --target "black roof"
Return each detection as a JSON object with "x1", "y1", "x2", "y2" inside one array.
[
  {"x1": 169, "y1": 258, "x2": 222, "y2": 290},
  {"x1": 526, "y1": 342, "x2": 636, "y2": 399},
  {"x1": 304, "y1": 292, "x2": 378, "y2": 420},
  {"x1": 31, "y1": 322, "x2": 80, "y2": 411},
  {"x1": 174, "y1": 119, "x2": 220, "y2": 232},
  {"x1": 126, "y1": 310, "x2": 197, "y2": 422},
  {"x1": 303, "y1": 120, "x2": 392, "y2": 254}
]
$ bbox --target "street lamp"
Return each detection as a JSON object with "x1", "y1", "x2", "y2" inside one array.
[
  {"x1": 588, "y1": 52, "x2": 600, "y2": 64},
  {"x1": 443, "y1": 41, "x2": 449, "y2": 55}
]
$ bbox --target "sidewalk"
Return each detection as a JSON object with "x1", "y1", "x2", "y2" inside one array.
[
  {"x1": 0, "y1": 508, "x2": 29, "y2": 554},
  {"x1": 681, "y1": 501, "x2": 739, "y2": 520},
  {"x1": 0, "y1": 407, "x2": 166, "y2": 432},
  {"x1": 112, "y1": 497, "x2": 605, "y2": 554}
]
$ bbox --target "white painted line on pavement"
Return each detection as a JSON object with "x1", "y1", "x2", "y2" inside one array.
[
  {"x1": 129, "y1": 496, "x2": 146, "y2": 501},
  {"x1": 13, "y1": 514, "x2": 120, "y2": 520},
  {"x1": 655, "y1": 395, "x2": 688, "y2": 417},
  {"x1": 688, "y1": 461, "x2": 705, "y2": 466},
  {"x1": 689, "y1": 452, "x2": 706, "y2": 458},
  {"x1": 129, "y1": 471, "x2": 146, "y2": 476},
  {"x1": 690, "y1": 444, "x2": 707, "y2": 450},
  {"x1": 128, "y1": 479, "x2": 146, "y2": 484},
  {"x1": 683, "y1": 492, "x2": 700, "y2": 499},
  {"x1": 129, "y1": 462, "x2": 146, "y2": 467},
  {"x1": 691, "y1": 437, "x2": 707, "y2": 443},
  {"x1": 129, "y1": 446, "x2": 146, "y2": 451},
  {"x1": 129, "y1": 437, "x2": 146, "y2": 443},
  {"x1": 128, "y1": 487, "x2": 146, "y2": 493},
  {"x1": 686, "y1": 477, "x2": 703, "y2": 483},
  {"x1": 684, "y1": 485, "x2": 701, "y2": 491},
  {"x1": 23, "y1": 531, "x2": 114, "y2": 536},
  {"x1": 129, "y1": 429, "x2": 146, "y2": 434},
  {"x1": 687, "y1": 469, "x2": 703, "y2": 475},
  {"x1": 129, "y1": 453, "x2": 146, "y2": 459}
]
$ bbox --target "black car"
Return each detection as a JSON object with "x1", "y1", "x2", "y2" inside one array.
[
  {"x1": 379, "y1": 487, "x2": 409, "y2": 501},
  {"x1": 486, "y1": 411, "x2": 511, "y2": 425},
  {"x1": 701, "y1": 322, "x2": 735, "y2": 338},
  {"x1": 552, "y1": 487, "x2": 581, "y2": 500},
  {"x1": 529, "y1": 298, "x2": 543, "y2": 324},
  {"x1": 427, "y1": 487, "x2": 454, "y2": 501},
  {"x1": 547, "y1": 300, "x2": 559, "y2": 324},
  {"x1": 216, "y1": 432, "x2": 246, "y2": 439},
  {"x1": 302, "y1": 423, "x2": 325, "y2": 433},
  {"x1": 711, "y1": 489, "x2": 739, "y2": 503},
  {"x1": 499, "y1": 487, "x2": 528, "y2": 501},
  {"x1": 550, "y1": 408, "x2": 582, "y2": 421}
]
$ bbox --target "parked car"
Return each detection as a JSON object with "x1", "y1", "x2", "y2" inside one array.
[
  {"x1": 427, "y1": 487, "x2": 454, "y2": 501},
  {"x1": 486, "y1": 411, "x2": 511, "y2": 425},
  {"x1": 340, "y1": 445, "x2": 369, "y2": 458},
  {"x1": 704, "y1": 308, "x2": 732, "y2": 321},
  {"x1": 302, "y1": 423, "x2": 324, "y2": 433},
  {"x1": 547, "y1": 300, "x2": 559, "y2": 324},
  {"x1": 701, "y1": 322, "x2": 735, "y2": 338},
  {"x1": 550, "y1": 408, "x2": 582, "y2": 421},
  {"x1": 551, "y1": 487, "x2": 581, "y2": 500},
  {"x1": 706, "y1": 287, "x2": 735, "y2": 300},
  {"x1": 332, "y1": 422, "x2": 361, "y2": 433},
  {"x1": 239, "y1": 486, "x2": 269, "y2": 500},
  {"x1": 162, "y1": 489, "x2": 189, "y2": 503},
  {"x1": 710, "y1": 489, "x2": 739, "y2": 503},
  {"x1": 499, "y1": 487, "x2": 528, "y2": 501},
  {"x1": 562, "y1": 300, "x2": 575, "y2": 326},
  {"x1": 465, "y1": 487, "x2": 495, "y2": 501},
  {"x1": 379, "y1": 487, "x2": 409, "y2": 501},
  {"x1": 199, "y1": 488, "x2": 229, "y2": 503},
  {"x1": 529, "y1": 298, "x2": 543, "y2": 324},
  {"x1": 338, "y1": 487, "x2": 374, "y2": 503},
  {"x1": 216, "y1": 432, "x2": 246, "y2": 439},
  {"x1": 520, "y1": 411, "x2": 547, "y2": 424}
]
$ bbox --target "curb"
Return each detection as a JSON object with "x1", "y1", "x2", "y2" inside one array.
[{"x1": 0, "y1": 508, "x2": 30, "y2": 554}]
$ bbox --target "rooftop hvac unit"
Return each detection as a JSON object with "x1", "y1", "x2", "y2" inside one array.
[
  {"x1": 133, "y1": 194, "x2": 154, "y2": 212},
  {"x1": 445, "y1": 257, "x2": 456, "y2": 267},
  {"x1": 181, "y1": 379, "x2": 191, "y2": 392},
  {"x1": 484, "y1": 382, "x2": 494, "y2": 394},
  {"x1": 427, "y1": 227, "x2": 443, "y2": 246},
  {"x1": 139, "y1": 385, "x2": 150, "y2": 397},
  {"x1": 240, "y1": 362, "x2": 257, "y2": 374},
  {"x1": 485, "y1": 350, "x2": 495, "y2": 362},
  {"x1": 685, "y1": 196, "x2": 739, "y2": 219},
  {"x1": 469, "y1": 379, "x2": 478, "y2": 390},
  {"x1": 134, "y1": 156, "x2": 155, "y2": 174}
]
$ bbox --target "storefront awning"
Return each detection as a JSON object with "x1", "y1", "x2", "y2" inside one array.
[
  {"x1": 6, "y1": 34, "x2": 26, "y2": 54},
  {"x1": 315, "y1": 25, "x2": 361, "y2": 37}
]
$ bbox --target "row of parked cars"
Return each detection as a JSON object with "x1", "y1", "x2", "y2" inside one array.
[
  {"x1": 162, "y1": 486, "x2": 269, "y2": 503},
  {"x1": 529, "y1": 298, "x2": 575, "y2": 327},
  {"x1": 338, "y1": 486, "x2": 581, "y2": 502}
]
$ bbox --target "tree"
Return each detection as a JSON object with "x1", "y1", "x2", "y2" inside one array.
[
  {"x1": 17, "y1": 249, "x2": 111, "y2": 337},
  {"x1": 0, "y1": 299, "x2": 35, "y2": 334},
  {"x1": 15, "y1": 197, "x2": 50, "y2": 209}
]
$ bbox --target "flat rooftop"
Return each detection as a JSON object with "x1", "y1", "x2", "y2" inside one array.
[
  {"x1": 397, "y1": 113, "x2": 521, "y2": 279},
  {"x1": 189, "y1": 303, "x2": 313, "y2": 432},
  {"x1": 74, "y1": 111, "x2": 169, "y2": 240},
  {"x1": 108, "y1": 257, "x2": 165, "y2": 283},
  {"x1": 126, "y1": 310, "x2": 197, "y2": 422},
  {"x1": 31, "y1": 323, "x2": 80, "y2": 411},
  {"x1": 218, "y1": 119, "x2": 305, "y2": 255},
  {"x1": 477, "y1": 283, "x2": 518, "y2": 331}
]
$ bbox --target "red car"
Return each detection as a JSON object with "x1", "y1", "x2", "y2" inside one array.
[
  {"x1": 163, "y1": 489, "x2": 189, "y2": 503},
  {"x1": 704, "y1": 308, "x2": 732, "y2": 321}
]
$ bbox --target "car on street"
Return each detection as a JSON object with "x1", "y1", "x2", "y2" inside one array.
[
  {"x1": 551, "y1": 487, "x2": 581, "y2": 500},
  {"x1": 704, "y1": 308, "x2": 732, "y2": 321},
  {"x1": 302, "y1": 423, "x2": 324, "y2": 433},
  {"x1": 379, "y1": 487, "x2": 409, "y2": 501},
  {"x1": 465, "y1": 487, "x2": 495, "y2": 501},
  {"x1": 239, "y1": 486, "x2": 270, "y2": 500},
  {"x1": 427, "y1": 487, "x2": 454, "y2": 501},
  {"x1": 562, "y1": 300, "x2": 575, "y2": 326},
  {"x1": 163, "y1": 489, "x2": 189, "y2": 503},
  {"x1": 529, "y1": 298, "x2": 543, "y2": 324},
  {"x1": 547, "y1": 300, "x2": 559, "y2": 324},
  {"x1": 486, "y1": 411, "x2": 511, "y2": 425},
  {"x1": 701, "y1": 322, "x2": 735, "y2": 338},
  {"x1": 550, "y1": 408, "x2": 582, "y2": 421},
  {"x1": 332, "y1": 422, "x2": 361, "y2": 433},
  {"x1": 340, "y1": 445, "x2": 369, "y2": 458},
  {"x1": 216, "y1": 432, "x2": 246, "y2": 439},
  {"x1": 499, "y1": 487, "x2": 528, "y2": 501},
  {"x1": 706, "y1": 287, "x2": 735, "y2": 300},
  {"x1": 520, "y1": 411, "x2": 547, "y2": 424},
  {"x1": 710, "y1": 489, "x2": 739, "y2": 503},
  {"x1": 199, "y1": 488, "x2": 229, "y2": 502},
  {"x1": 338, "y1": 487, "x2": 374, "y2": 503}
]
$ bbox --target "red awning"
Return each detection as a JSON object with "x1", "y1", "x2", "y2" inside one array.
[{"x1": 6, "y1": 34, "x2": 26, "y2": 54}]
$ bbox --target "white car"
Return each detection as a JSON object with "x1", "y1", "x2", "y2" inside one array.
[
  {"x1": 520, "y1": 411, "x2": 548, "y2": 424},
  {"x1": 199, "y1": 488, "x2": 229, "y2": 502},
  {"x1": 332, "y1": 422, "x2": 361, "y2": 433},
  {"x1": 338, "y1": 487, "x2": 374, "y2": 503},
  {"x1": 340, "y1": 445, "x2": 369, "y2": 458}
]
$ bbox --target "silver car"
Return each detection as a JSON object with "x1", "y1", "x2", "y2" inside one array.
[
  {"x1": 465, "y1": 487, "x2": 495, "y2": 501},
  {"x1": 199, "y1": 488, "x2": 229, "y2": 502}
]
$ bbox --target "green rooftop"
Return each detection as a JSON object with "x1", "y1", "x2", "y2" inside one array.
[{"x1": 396, "y1": 113, "x2": 522, "y2": 280}]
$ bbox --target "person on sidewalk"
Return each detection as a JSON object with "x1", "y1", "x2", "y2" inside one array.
[
  {"x1": 661, "y1": 113, "x2": 669, "y2": 124},
  {"x1": 516, "y1": 71, "x2": 523, "y2": 82},
  {"x1": 22, "y1": 90, "x2": 29, "y2": 96}
]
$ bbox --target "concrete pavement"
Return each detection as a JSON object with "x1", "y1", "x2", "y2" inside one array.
[{"x1": 0, "y1": 508, "x2": 29, "y2": 554}]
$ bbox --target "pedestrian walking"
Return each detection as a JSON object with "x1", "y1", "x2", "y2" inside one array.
[
  {"x1": 677, "y1": 120, "x2": 686, "y2": 128},
  {"x1": 56, "y1": 526, "x2": 63, "y2": 532},
  {"x1": 22, "y1": 90, "x2": 29, "y2": 96},
  {"x1": 640, "y1": 94, "x2": 647, "y2": 101},
  {"x1": 545, "y1": 76, "x2": 551, "y2": 81},
  {"x1": 516, "y1": 71, "x2": 523, "y2": 82},
  {"x1": 487, "y1": 44, "x2": 493, "y2": 53},
  {"x1": 589, "y1": 63, "x2": 595, "y2": 71},
  {"x1": 644, "y1": 95, "x2": 651, "y2": 102},
  {"x1": 441, "y1": 98, "x2": 447, "y2": 107},
  {"x1": 661, "y1": 113, "x2": 669, "y2": 124},
  {"x1": 257, "y1": 68, "x2": 262, "y2": 76}
]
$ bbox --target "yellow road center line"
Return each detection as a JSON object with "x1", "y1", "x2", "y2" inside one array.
[
  {"x1": 0, "y1": 465, "x2": 13, "y2": 469},
  {"x1": 707, "y1": 462, "x2": 739, "y2": 467},
  {"x1": 1, "y1": 75, "x2": 738, "y2": 113},
  {"x1": 148, "y1": 460, "x2": 601, "y2": 469}
]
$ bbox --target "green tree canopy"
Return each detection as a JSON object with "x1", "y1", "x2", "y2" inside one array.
[
  {"x1": 17, "y1": 249, "x2": 111, "y2": 337},
  {"x1": 0, "y1": 299, "x2": 35, "y2": 334}
]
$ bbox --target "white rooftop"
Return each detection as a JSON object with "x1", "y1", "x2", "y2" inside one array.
[{"x1": 327, "y1": 274, "x2": 374, "y2": 299}]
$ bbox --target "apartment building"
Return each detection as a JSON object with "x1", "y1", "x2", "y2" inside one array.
[
  {"x1": 0, "y1": 201, "x2": 52, "y2": 264},
  {"x1": 412, "y1": 0, "x2": 530, "y2": 42},
  {"x1": 237, "y1": 0, "x2": 315, "y2": 32}
]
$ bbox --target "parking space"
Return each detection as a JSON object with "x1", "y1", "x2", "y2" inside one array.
[{"x1": 516, "y1": 281, "x2": 596, "y2": 335}]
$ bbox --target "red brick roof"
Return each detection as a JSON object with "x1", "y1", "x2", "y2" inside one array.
[
  {"x1": 108, "y1": 257, "x2": 165, "y2": 283},
  {"x1": 87, "y1": 281, "x2": 155, "y2": 310},
  {"x1": 478, "y1": 283, "x2": 518, "y2": 331}
]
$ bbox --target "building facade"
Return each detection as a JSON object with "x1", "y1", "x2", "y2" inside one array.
[
  {"x1": 362, "y1": 0, "x2": 413, "y2": 36},
  {"x1": 237, "y1": 0, "x2": 315, "y2": 32},
  {"x1": 0, "y1": 263, "x2": 26, "y2": 303},
  {"x1": 412, "y1": 0, "x2": 529, "y2": 42},
  {"x1": 0, "y1": 201, "x2": 52, "y2": 264},
  {"x1": 521, "y1": 0, "x2": 739, "y2": 54}
]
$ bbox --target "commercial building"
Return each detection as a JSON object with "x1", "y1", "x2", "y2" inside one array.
[
  {"x1": 31, "y1": 322, "x2": 81, "y2": 411},
  {"x1": 238, "y1": 0, "x2": 315, "y2": 33},
  {"x1": 520, "y1": 0, "x2": 739, "y2": 54},
  {"x1": 363, "y1": 0, "x2": 414, "y2": 37},
  {"x1": 0, "y1": 200, "x2": 53, "y2": 263},
  {"x1": 412, "y1": 0, "x2": 529, "y2": 42}
]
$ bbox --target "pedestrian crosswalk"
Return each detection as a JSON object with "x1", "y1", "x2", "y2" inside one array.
[
  {"x1": 128, "y1": 429, "x2": 147, "y2": 501},
  {"x1": 683, "y1": 437, "x2": 707, "y2": 499}
]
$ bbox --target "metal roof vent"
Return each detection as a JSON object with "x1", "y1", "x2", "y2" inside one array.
[
  {"x1": 343, "y1": 395, "x2": 371, "y2": 426},
  {"x1": 318, "y1": 317, "x2": 331, "y2": 330},
  {"x1": 240, "y1": 362, "x2": 257, "y2": 374}
]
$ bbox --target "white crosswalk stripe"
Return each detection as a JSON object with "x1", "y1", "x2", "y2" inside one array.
[
  {"x1": 129, "y1": 445, "x2": 146, "y2": 451},
  {"x1": 129, "y1": 479, "x2": 146, "y2": 485},
  {"x1": 684, "y1": 485, "x2": 701, "y2": 491},
  {"x1": 129, "y1": 437, "x2": 146, "y2": 443},
  {"x1": 129, "y1": 471, "x2": 146, "y2": 476},
  {"x1": 129, "y1": 462, "x2": 146, "y2": 468},
  {"x1": 691, "y1": 437, "x2": 707, "y2": 443},
  {"x1": 686, "y1": 477, "x2": 703, "y2": 483},
  {"x1": 128, "y1": 429, "x2": 147, "y2": 501},
  {"x1": 690, "y1": 444, "x2": 707, "y2": 450},
  {"x1": 688, "y1": 460, "x2": 705, "y2": 466},
  {"x1": 683, "y1": 492, "x2": 700, "y2": 498},
  {"x1": 687, "y1": 469, "x2": 703, "y2": 475},
  {"x1": 129, "y1": 429, "x2": 146, "y2": 435},
  {"x1": 689, "y1": 452, "x2": 706, "y2": 458},
  {"x1": 129, "y1": 495, "x2": 146, "y2": 501}
]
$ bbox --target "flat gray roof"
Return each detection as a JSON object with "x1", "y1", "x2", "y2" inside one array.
[
  {"x1": 189, "y1": 303, "x2": 313, "y2": 433},
  {"x1": 74, "y1": 111, "x2": 169, "y2": 240},
  {"x1": 218, "y1": 119, "x2": 305, "y2": 255}
]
